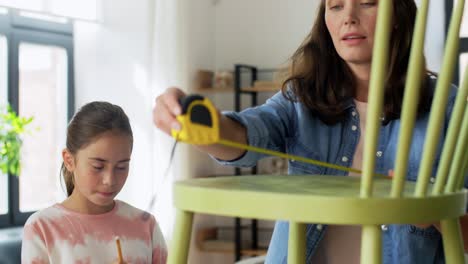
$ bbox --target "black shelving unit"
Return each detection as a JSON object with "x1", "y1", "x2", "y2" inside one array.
[
  {"x1": 194, "y1": 64, "x2": 278, "y2": 260},
  {"x1": 232, "y1": 64, "x2": 279, "y2": 261},
  {"x1": 233, "y1": 64, "x2": 258, "y2": 261}
]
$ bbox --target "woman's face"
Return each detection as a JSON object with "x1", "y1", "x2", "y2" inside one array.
[
  {"x1": 64, "y1": 131, "x2": 132, "y2": 213},
  {"x1": 325, "y1": 0, "x2": 378, "y2": 68}
]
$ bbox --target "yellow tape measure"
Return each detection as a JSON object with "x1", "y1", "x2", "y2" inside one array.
[
  {"x1": 171, "y1": 95, "x2": 220, "y2": 145},
  {"x1": 172, "y1": 95, "x2": 388, "y2": 177}
]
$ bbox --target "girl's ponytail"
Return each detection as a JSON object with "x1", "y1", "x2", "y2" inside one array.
[{"x1": 61, "y1": 162, "x2": 74, "y2": 197}]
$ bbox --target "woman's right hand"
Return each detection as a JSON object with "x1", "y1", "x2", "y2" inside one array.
[
  {"x1": 153, "y1": 87, "x2": 186, "y2": 136},
  {"x1": 152, "y1": 87, "x2": 247, "y2": 161}
]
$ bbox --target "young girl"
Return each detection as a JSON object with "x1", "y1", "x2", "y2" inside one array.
[
  {"x1": 154, "y1": 0, "x2": 467, "y2": 263},
  {"x1": 22, "y1": 102, "x2": 167, "y2": 264}
]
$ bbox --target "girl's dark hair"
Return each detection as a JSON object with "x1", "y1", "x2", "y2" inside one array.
[
  {"x1": 282, "y1": 0, "x2": 432, "y2": 125},
  {"x1": 61, "y1": 101, "x2": 133, "y2": 196}
]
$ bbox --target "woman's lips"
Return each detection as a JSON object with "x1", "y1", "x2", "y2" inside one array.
[{"x1": 342, "y1": 35, "x2": 366, "y2": 45}]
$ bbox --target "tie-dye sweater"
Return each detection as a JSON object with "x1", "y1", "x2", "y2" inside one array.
[{"x1": 21, "y1": 200, "x2": 167, "y2": 264}]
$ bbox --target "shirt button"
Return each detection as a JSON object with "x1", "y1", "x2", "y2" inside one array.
[
  {"x1": 381, "y1": 225, "x2": 388, "y2": 231},
  {"x1": 342, "y1": 156, "x2": 349, "y2": 162},
  {"x1": 376, "y1": 151, "x2": 383, "y2": 157},
  {"x1": 351, "y1": 125, "x2": 357, "y2": 131},
  {"x1": 352, "y1": 111, "x2": 357, "y2": 116},
  {"x1": 316, "y1": 224, "x2": 323, "y2": 230},
  {"x1": 430, "y1": 177, "x2": 436, "y2": 183}
]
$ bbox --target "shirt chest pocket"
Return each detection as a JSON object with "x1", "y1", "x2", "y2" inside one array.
[{"x1": 286, "y1": 139, "x2": 323, "y2": 175}]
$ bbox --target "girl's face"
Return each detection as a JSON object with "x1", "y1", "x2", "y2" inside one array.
[
  {"x1": 63, "y1": 131, "x2": 132, "y2": 213},
  {"x1": 325, "y1": 0, "x2": 378, "y2": 68}
]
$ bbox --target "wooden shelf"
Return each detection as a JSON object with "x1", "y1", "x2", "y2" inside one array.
[
  {"x1": 240, "y1": 86, "x2": 280, "y2": 93},
  {"x1": 198, "y1": 239, "x2": 268, "y2": 256},
  {"x1": 240, "y1": 248, "x2": 268, "y2": 256},
  {"x1": 198, "y1": 174, "x2": 239, "y2": 178},
  {"x1": 195, "y1": 86, "x2": 280, "y2": 93},
  {"x1": 195, "y1": 87, "x2": 233, "y2": 93},
  {"x1": 196, "y1": 227, "x2": 270, "y2": 256}
]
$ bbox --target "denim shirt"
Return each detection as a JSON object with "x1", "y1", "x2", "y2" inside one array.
[{"x1": 218, "y1": 78, "x2": 466, "y2": 264}]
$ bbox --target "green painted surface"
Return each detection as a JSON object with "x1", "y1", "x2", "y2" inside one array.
[
  {"x1": 174, "y1": 175, "x2": 466, "y2": 225},
  {"x1": 361, "y1": 225, "x2": 382, "y2": 264},
  {"x1": 441, "y1": 218, "x2": 465, "y2": 263},
  {"x1": 288, "y1": 222, "x2": 306, "y2": 264},
  {"x1": 392, "y1": 0, "x2": 429, "y2": 198},
  {"x1": 361, "y1": 0, "x2": 392, "y2": 198}
]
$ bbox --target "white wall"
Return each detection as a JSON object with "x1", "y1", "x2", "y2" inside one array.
[
  {"x1": 74, "y1": 0, "x2": 155, "y2": 209},
  {"x1": 215, "y1": 0, "x2": 446, "y2": 72},
  {"x1": 214, "y1": 0, "x2": 319, "y2": 70}
]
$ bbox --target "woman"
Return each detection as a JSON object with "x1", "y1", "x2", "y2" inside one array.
[{"x1": 153, "y1": 0, "x2": 467, "y2": 263}]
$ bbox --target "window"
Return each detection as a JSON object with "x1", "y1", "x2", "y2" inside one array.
[
  {"x1": 0, "y1": 9, "x2": 74, "y2": 227},
  {"x1": 455, "y1": 0, "x2": 468, "y2": 38},
  {"x1": 446, "y1": 0, "x2": 468, "y2": 86},
  {"x1": 461, "y1": 53, "x2": 468, "y2": 82},
  {"x1": 18, "y1": 43, "x2": 69, "y2": 212},
  {"x1": 0, "y1": 0, "x2": 99, "y2": 21}
]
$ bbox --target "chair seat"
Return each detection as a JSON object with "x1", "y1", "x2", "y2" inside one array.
[{"x1": 174, "y1": 175, "x2": 467, "y2": 225}]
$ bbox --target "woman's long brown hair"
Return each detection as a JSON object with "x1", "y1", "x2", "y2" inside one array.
[{"x1": 282, "y1": 0, "x2": 432, "y2": 125}]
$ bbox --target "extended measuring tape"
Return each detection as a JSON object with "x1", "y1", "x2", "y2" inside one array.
[{"x1": 172, "y1": 94, "x2": 388, "y2": 177}]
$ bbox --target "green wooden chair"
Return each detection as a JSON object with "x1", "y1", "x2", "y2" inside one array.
[{"x1": 168, "y1": 0, "x2": 468, "y2": 263}]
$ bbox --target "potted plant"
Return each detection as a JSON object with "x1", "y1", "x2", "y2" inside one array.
[{"x1": 0, "y1": 105, "x2": 34, "y2": 176}]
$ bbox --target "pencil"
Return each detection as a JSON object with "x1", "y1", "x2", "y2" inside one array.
[{"x1": 115, "y1": 237, "x2": 123, "y2": 263}]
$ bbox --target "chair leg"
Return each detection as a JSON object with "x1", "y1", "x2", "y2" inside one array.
[
  {"x1": 168, "y1": 209, "x2": 194, "y2": 264},
  {"x1": 288, "y1": 221, "x2": 306, "y2": 264},
  {"x1": 360, "y1": 225, "x2": 382, "y2": 264},
  {"x1": 441, "y1": 218, "x2": 465, "y2": 264}
]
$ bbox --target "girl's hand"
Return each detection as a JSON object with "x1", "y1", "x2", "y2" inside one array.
[
  {"x1": 153, "y1": 87, "x2": 186, "y2": 136},
  {"x1": 387, "y1": 169, "x2": 436, "y2": 229}
]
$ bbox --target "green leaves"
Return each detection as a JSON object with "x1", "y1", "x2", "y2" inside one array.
[{"x1": 0, "y1": 105, "x2": 34, "y2": 176}]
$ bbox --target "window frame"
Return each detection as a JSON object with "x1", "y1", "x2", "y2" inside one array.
[
  {"x1": 0, "y1": 13, "x2": 10, "y2": 228},
  {"x1": 0, "y1": 9, "x2": 74, "y2": 228}
]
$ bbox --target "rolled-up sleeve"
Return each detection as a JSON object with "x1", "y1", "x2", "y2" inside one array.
[{"x1": 215, "y1": 91, "x2": 296, "y2": 168}]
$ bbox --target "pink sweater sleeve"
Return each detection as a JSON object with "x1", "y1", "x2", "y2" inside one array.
[
  {"x1": 22, "y1": 221, "x2": 49, "y2": 264},
  {"x1": 151, "y1": 216, "x2": 168, "y2": 264}
]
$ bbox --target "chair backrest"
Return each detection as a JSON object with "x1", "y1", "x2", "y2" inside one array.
[{"x1": 360, "y1": 0, "x2": 468, "y2": 199}]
